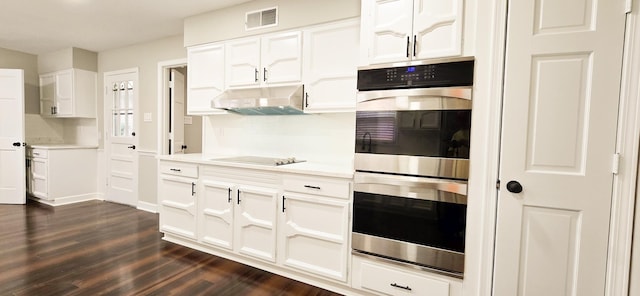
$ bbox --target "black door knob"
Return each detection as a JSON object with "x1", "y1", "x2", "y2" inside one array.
[{"x1": 506, "y1": 181, "x2": 523, "y2": 193}]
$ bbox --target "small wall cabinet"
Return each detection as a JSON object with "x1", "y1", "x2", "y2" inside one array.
[
  {"x1": 39, "y1": 68, "x2": 97, "y2": 118},
  {"x1": 360, "y1": 0, "x2": 464, "y2": 65},
  {"x1": 186, "y1": 43, "x2": 227, "y2": 115},
  {"x1": 225, "y1": 31, "x2": 302, "y2": 88},
  {"x1": 302, "y1": 19, "x2": 360, "y2": 112}
]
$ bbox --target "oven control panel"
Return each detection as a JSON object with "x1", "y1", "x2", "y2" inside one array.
[{"x1": 357, "y1": 59, "x2": 474, "y2": 91}]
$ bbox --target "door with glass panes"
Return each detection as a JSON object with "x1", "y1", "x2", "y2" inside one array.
[{"x1": 105, "y1": 69, "x2": 138, "y2": 206}]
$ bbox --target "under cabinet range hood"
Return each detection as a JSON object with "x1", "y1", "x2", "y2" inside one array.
[{"x1": 211, "y1": 84, "x2": 305, "y2": 115}]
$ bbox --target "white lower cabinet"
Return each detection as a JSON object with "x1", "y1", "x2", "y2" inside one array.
[
  {"x1": 279, "y1": 174, "x2": 351, "y2": 282},
  {"x1": 352, "y1": 255, "x2": 462, "y2": 296},
  {"x1": 199, "y1": 179, "x2": 234, "y2": 250},
  {"x1": 158, "y1": 161, "x2": 198, "y2": 240},
  {"x1": 26, "y1": 147, "x2": 97, "y2": 204},
  {"x1": 198, "y1": 165, "x2": 279, "y2": 263},
  {"x1": 279, "y1": 192, "x2": 350, "y2": 281},
  {"x1": 235, "y1": 185, "x2": 279, "y2": 262}
]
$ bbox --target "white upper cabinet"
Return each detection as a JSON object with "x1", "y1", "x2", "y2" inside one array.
[
  {"x1": 302, "y1": 19, "x2": 360, "y2": 113},
  {"x1": 226, "y1": 31, "x2": 302, "y2": 88},
  {"x1": 360, "y1": 0, "x2": 464, "y2": 65},
  {"x1": 40, "y1": 68, "x2": 97, "y2": 118},
  {"x1": 187, "y1": 42, "x2": 226, "y2": 115}
]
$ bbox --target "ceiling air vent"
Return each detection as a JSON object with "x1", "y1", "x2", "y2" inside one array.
[{"x1": 245, "y1": 7, "x2": 278, "y2": 31}]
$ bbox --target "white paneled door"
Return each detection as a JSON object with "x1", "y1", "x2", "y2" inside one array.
[
  {"x1": 494, "y1": 0, "x2": 626, "y2": 295},
  {"x1": 0, "y1": 69, "x2": 25, "y2": 204},
  {"x1": 105, "y1": 70, "x2": 138, "y2": 207},
  {"x1": 170, "y1": 69, "x2": 185, "y2": 154}
]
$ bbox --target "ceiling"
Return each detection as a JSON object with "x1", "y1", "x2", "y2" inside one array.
[{"x1": 0, "y1": 0, "x2": 252, "y2": 55}]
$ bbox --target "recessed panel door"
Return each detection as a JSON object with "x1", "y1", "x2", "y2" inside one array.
[
  {"x1": 494, "y1": 0, "x2": 626, "y2": 295},
  {"x1": 170, "y1": 69, "x2": 185, "y2": 154},
  {"x1": 234, "y1": 185, "x2": 278, "y2": 262},
  {"x1": 105, "y1": 70, "x2": 138, "y2": 207},
  {"x1": 0, "y1": 69, "x2": 25, "y2": 204}
]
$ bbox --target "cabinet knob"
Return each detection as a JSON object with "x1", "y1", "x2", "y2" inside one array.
[{"x1": 127, "y1": 145, "x2": 136, "y2": 150}]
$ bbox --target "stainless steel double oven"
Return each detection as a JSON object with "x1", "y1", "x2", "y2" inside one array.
[{"x1": 352, "y1": 57, "x2": 474, "y2": 277}]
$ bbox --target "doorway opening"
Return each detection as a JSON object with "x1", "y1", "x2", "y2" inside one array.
[{"x1": 157, "y1": 60, "x2": 202, "y2": 156}]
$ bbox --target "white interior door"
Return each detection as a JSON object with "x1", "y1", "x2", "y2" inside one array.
[
  {"x1": 0, "y1": 69, "x2": 25, "y2": 204},
  {"x1": 170, "y1": 68, "x2": 185, "y2": 154},
  {"x1": 493, "y1": 1, "x2": 627, "y2": 295},
  {"x1": 105, "y1": 70, "x2": 138, "y2": 207}
]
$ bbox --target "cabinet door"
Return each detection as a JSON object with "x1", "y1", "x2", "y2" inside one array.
[
  {"x1": 159, "y1": 175, "x2": 197, "y2": 240},
  {"x1": 226, "y1": 38, "x2": 261, "y2": 88},
  {"x1": 30, "y1": 157, "x2": 48, "y2": 199},
  {"x1": 187, "y1": 43, "x2": 227, "y2": 115},
  {"x1": 279, "y1": 193, "x2": 350, "y2": 282},
  {"x1": 362, "y1": 0, "x2": 413, "y2": 65},
  {"x1": 261, "y1": 31, "x2": 302, "y2": 85},
  {"x1": 55, "y1": 70, "x2": 73, "y2": 116},
  {"x1": 412, "y1": 0, "x2": 463, "y2": 60},
  {"x1": 200, "y1": 179, "x2": 234, "y2": 250},
  {"x1": 303, "y1": 20, "x2": 359, "y2": 112},
  {"x1": 39, "y1": 74, "x2": 55, "y2": 116},
  {"x1": 234, "y1": 185, "x2": 278, "y2": 262}
]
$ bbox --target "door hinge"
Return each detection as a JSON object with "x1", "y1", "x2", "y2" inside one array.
[
  {"x1": 169, "y1": 81, "x2": 175, "y2": 89},
  {"x1": 496, "y1": 179, "x2": 501, "y2": 190},
  {"x1": 625, "y1": 0, "x2": 632, "y2": 13},
  {"x1": 613, "y1": 153, "x2": 621, "y2": 175}
]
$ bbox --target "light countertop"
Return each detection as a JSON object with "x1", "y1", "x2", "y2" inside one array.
[
  {"x1": 157, "y1": 153, "x2": 354, "y2": 179},
  {"x1": 28, "y1": 144, "x2": 99, "y2": 150}
]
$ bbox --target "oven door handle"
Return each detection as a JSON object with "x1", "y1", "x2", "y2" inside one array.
[
  {"x1": 356, "y1": 87, "x2": 472, "y2": 111},
  {"x1": 354, "y1": 172, "x2": 467, "y2": 204}
]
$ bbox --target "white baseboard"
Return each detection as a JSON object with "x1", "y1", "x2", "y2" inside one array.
[
  {"x1": 137, "y1": 201, "x2": 158, "y2": 213},
  {"x1": 29, "y1": 193, "x2": 102, "y2": 207}
]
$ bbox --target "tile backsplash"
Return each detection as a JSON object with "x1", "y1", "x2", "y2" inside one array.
[
  {"x1": 203, "y1": 112, "x2": 355, "y2": 166},
  {"x1": 25, "y1": 114, "x2": 98, "y2": 146}
]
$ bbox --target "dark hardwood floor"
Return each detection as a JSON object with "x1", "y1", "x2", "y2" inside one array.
[{"x1": 0, "y1": 200, "x2": 343, "y2": 296}]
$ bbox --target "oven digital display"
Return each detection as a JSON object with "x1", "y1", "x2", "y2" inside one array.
[{"x1": 357, "y1": 59, "x2": 474, "y2": 90}]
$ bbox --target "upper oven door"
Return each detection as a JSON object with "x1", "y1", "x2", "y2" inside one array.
[{"x1": 355, "y1": 87, "x2": 472, "y2": 178}]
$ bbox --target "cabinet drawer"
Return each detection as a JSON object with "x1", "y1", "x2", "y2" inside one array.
[
  {"x1": 29, "y1": 149, "x2": 48, "y2": 158},
  {"x1": 160, "y1": 161, "x2": 198, "y2": 178},
  {"x1": 283, "y1": 176, "x2": 350, "y2": 199},
  {"x1": 354, "y1": 258, "x2": 450, "y2": 296}
]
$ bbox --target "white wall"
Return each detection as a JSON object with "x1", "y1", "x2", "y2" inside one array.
[{"x1": 0, "y1": 47, "x2": 39, "y2": 114}]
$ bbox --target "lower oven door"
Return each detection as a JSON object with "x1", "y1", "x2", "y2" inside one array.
[{"x1": 352, "y1": 171, "x2": 467, "y2": 275}]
